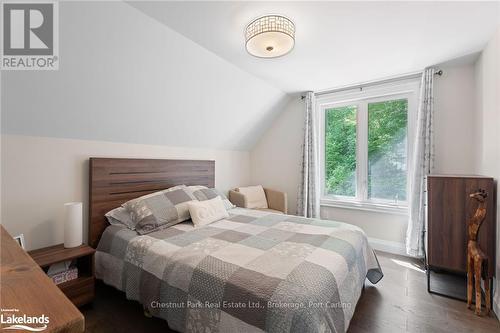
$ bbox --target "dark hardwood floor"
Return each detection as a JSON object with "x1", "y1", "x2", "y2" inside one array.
[
  {"x1": 82, "y1": 251, "x2": 500, "y2": 332},
  {"x1": 349, "y1": 252, "x2": 500, "y2": 333}
]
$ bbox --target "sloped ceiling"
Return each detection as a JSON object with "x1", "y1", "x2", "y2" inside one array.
[
  {"x1": 1, "y1": 1, "x2": 288, "y2": 151},
  {"x1": 3, "y1": 1, "x2": 499, "y2": 151},
  {"x1": 129, "y1": 1, "x2": 500, "y2": 93}
]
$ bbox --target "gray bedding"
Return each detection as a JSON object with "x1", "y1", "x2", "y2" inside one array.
[{"x1": 95, "y1": 207, "x2": 382, "y2": 333}]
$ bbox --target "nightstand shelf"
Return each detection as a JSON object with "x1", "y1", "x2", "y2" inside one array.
[{"x1": 29, "y1": 244, "x2": 95, "y2": 307}]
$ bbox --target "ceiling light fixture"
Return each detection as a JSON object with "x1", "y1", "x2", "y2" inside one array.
[{"x1": 245, "y1": 15, "x2": 295, "y2": 58}]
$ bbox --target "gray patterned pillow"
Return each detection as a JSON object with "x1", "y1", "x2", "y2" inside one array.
[
  {"x1": 105, "y1": 207, "x2": 135, "y2": 230},
  {"x1": 191, "y1": 187, "x2": 235, "y2": 210},
  {"x1": 122, "y1": 185, "x2": 197, "y2": 234}
]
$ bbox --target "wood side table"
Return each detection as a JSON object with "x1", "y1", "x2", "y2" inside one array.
[{"x1": 29, "y1": 244, "x2": 95, "y2": 307}]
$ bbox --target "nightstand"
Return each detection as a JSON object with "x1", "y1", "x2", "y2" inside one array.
[{"x1": 29, "y1": 244, "x2": 95, "y2": 307}]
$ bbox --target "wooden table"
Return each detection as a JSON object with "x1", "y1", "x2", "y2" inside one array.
[
  {"x1": 0, "y1": 225, "x2": 84, "y2": 332},
  {"x1": 29, "y1": 244, "x2": 95, "y2": 307}
]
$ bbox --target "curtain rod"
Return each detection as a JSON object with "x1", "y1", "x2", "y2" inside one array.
[{"x1": 301, "y1": 69, "x2": 443, "y2": 100}]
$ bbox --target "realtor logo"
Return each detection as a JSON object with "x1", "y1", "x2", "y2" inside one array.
[
  {"x1": 1, "y1": 308, "x2": 49, "y2": 331},
  {"x1": 1, "y1": 1, "x2": 59, "y2": 70}
]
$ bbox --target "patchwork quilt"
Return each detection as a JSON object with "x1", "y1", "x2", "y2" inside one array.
[{"x1": 96, "y1": 208, "x2": 383, "y2": 333}]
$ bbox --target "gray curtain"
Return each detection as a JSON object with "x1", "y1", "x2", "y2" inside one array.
[
  {"x1": 406, "y1": 68, "x2": 435, "y2": 257},
  {"x1": 297, "y1": 92, "x2": 320, "y2": 218}
]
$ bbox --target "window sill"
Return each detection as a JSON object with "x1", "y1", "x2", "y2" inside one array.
[{"x1": 320, "y1": 198, "x2": 408, "y2": 215}]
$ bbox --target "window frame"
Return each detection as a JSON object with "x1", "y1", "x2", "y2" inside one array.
[{"x1": 317, "y1": 79, "x2": 420, "y2": 215}]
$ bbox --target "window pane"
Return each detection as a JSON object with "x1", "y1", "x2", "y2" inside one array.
[
  {"x1": 325, "y1": 105, "x2": 357, "y2": 196},
  {"x1": 368, "y1": 99, "x2": 408, "y2": 201}
]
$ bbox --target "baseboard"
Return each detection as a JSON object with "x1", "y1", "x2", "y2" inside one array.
[{"x1": 368, "y1": 237, "x2": 407, "y2": 256}]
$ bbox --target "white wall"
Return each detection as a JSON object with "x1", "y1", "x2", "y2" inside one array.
[
  {"x1": 0, "y1": 134, "x2": 250, "y2": 251},
  {"x1": 474, "y1": 27, "x2": 500, "y2": 315},
  {"x1": 250, "y1": 97, "x2": 304, "y2": 213},
  {"x1": 1, "y1": 1, "x2": 287, "y2": 151},
  {"x1": 250, "y1": 59, "x2": 479, "y2": 249},
  {"x1": 433, "y1": 61, "x2": 478, "y2": 174}
]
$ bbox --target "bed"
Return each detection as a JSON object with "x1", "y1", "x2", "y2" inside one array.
[{"x1": 89, "y1": 158, "x2": 383, "y2": 333}]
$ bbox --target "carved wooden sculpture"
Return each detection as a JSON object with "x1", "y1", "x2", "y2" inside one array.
[{"x1": 466, "y1": 189, "x2": 490, "y2": 316}]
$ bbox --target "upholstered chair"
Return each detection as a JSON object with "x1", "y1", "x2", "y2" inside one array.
[{"x1": 229, "y1": 185, "x2": 287, "y2": 214}]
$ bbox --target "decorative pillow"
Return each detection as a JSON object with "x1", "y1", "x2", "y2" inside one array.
[
  {"x1": 191, "y1": 187, "x2": 235, "y2": 210},
  {"x1": 236, "y1": 185, "x2": 268, "y2": 209},
  {"x1": 105, "y1": 207, "x2": 135, "y2": 230},
  {"x1": 187, "y1": 197, "x2": 229, "y2": 227},
  {"x1": 122, "y1": 185, "x2": 197, "y2": 234}
]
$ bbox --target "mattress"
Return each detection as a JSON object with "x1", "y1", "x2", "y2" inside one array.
[{"x1": 95, "y1": 207, "x2": 383, "y2": 333}]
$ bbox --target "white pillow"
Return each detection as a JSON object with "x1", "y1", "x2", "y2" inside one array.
[
  {"x1": 237, "y1": 185, "x2": 268, "y2": 209},
  {"x1": 188, "y1": 197, "x2": 229, "y2": 227}
]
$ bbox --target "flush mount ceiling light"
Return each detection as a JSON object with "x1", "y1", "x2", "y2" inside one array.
[{"x1": 245, "y1": 15, "x2": 295, "y2": 58}]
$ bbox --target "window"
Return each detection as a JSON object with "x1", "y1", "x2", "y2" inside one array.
[
  {"x1": 325, "y1": 105, "x2": 357, "y2": 196},
  {"x1": 318, "y1": 80, "x2": 419, "y2": 213}
]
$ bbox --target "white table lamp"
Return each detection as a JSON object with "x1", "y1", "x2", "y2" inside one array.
[{"x1": 64, "y1": 202, "x2": 83, "y2": 248}]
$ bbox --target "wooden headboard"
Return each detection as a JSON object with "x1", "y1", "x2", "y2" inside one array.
[{"x1": 88, "y1": 158, "x2": 215, "y2": 248}]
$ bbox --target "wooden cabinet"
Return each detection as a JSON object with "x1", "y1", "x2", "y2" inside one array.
[{"x1": 427, "y1": 175, "x2": 496, "y2": 278}]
